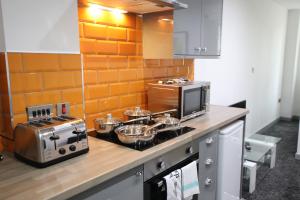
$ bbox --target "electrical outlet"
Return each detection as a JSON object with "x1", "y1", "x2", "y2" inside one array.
[
  {"x1": 26, "y1": 104, "x2": 53, "y2": 122},
  {"x1": 56, "y1": 102, "x2": 70, "y2": 116}
]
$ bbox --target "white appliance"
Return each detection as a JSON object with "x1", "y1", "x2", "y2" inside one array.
[{"x1": 217, "y1": 120, "x2": 244, "y2": 200}]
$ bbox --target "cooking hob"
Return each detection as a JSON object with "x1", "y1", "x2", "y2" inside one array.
[{"x1": 94, "y1": 126, "x2": 195, "y2": 151}]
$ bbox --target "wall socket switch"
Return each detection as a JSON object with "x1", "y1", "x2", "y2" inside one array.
[{"x1": 57, "y1": 102, "x2": 70, "y2": 117}]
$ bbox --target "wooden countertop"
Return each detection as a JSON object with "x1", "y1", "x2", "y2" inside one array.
[{"x1": 0, "y1": 105, "x2": 248, "y2": 200}]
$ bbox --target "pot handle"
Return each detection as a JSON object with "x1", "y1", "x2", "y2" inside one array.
[
  {"x1": 123, "y1": 116, "x2": 151, "y2": 124},
  {"x1": 145, "y1": 122, "x2": 163, "y2": 134},
  {"x1": 151, "y1": 109, "x2": 177, "y2": 117}
]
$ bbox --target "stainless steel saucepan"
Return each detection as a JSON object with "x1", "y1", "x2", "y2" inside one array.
[
  {"x1": 94, "y1": 114, "x2": 122, "y2": 134},
  {"x1": 94, "y1": 114, "x2": 151, "y2": 135},
  {"x1": 153, "y1": 113, "x2": 182, "y2": 132},
  {"x1": 114, "y1": 123, "x2": 163, "y2": 144}
]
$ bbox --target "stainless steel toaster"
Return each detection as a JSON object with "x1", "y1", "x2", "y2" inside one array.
[{"x1": 14, "y1": 104, "x2": 89, "y2": 168}]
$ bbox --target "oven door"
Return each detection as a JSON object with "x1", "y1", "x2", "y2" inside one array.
[
  {"x1": 144, "y1": 154, "x2": 199, "y2": 200},
  {"x1": 180, "y1": 84, "x2": 208, "y2": 120}
]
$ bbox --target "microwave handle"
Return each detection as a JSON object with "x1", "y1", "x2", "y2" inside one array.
[
  {"x1": 151, "y1": 109, "x2": 178, "y2": 117},
  {"x1": 201, "y1": 87, "x2": 207, "y2": 110}
]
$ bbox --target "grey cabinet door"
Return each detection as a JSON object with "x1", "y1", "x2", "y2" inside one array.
[
  {"x1": 198, "y1": 131, "x2": 219, "y2": 200},
  {"x1": 70, "y1": 166, "x2": 143, "y2": 200},
  {"x1": 174, "y1": 0, "x2": 202, "y2": 56},
  {"x1": 200, "y1": 0, "x2": 223, "y2": 56},
  {"x1": 174, "y1": 0, "x2": 223, "y2": 57}
]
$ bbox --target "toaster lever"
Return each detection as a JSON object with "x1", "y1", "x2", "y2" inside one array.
[
  {"x1": 49, "y1": 135, "x2": 60, "y2": 141},
  {"x1": 72, "y1": 130, "x2": 86, "y2": 143},
  {"x1": 72, "y1": 130, "x2": 85, "y2": 135}
]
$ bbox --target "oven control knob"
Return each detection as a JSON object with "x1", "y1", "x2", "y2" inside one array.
[
  {"x1": 186, "y1": 146, "x2": 193, "y2": 154},
  {"x1": 205, "y1": 158, "x2": 214, "y2": 166},
  {"x1": 157, "y1": 161, "x2": 166, "y2": 170},
  {"x1": 205, "y1": 178, "x2": 213, "y2": 187},
  {"x1": 206, "y1": 137, "x2": 214, "y2": 145},
  {"x1": 136, "y1": 171, "x2": 143, "y2": 176},
  {"x1": 59, "y1": 148, "x2": 66, "y2": 155},
  {"x1": 69, "y1": 145, "x2": 76, "y2": 152}
]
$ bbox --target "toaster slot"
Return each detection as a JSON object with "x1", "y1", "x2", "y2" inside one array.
[
  {"x1": 60, "y1": 116, "x2": 75, "y2": 120},
  {"x1": 41, "y1": 120, "x2": 53, "y2": 125},
  {"x1": 52, "y1": 117, "x2": 67, "y2": 122},
  {"x1": 29, "y1": 121, "x2": 44, "y2": 127}
]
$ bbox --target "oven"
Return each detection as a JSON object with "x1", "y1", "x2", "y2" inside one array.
[
  {"x1": 143, "y1": 140, "x2": 200, "y2": 200},
  {"x1": 148, "y1": 81, "x2": 210, "y2": 122}
]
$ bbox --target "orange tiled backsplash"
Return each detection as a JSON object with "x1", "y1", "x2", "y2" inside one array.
[
  {"x1": 0, "y1": 53, "x2": 84, "y2": 152},
  {"x1": 0, "y1": 8, "x2": 194, "y2": 151},
  {"x1": 78, "y1": 8, "x2": 194, "y2": 129}
]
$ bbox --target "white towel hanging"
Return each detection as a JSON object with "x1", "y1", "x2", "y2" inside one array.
[
  {"x1": 181, "y1": 161, "x2": 200, "y2": 199},
  {"x1": 164, "y1": 169, "x2": 182, "y2": 200}
]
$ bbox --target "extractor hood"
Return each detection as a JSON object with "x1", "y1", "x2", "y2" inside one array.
[{"x1": 78, "y1": 0, "x2": 188, "y2": 14}]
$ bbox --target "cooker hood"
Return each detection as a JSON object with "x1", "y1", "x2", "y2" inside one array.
[{"x1": 79, "y1": 0, "x2": 188, "y2": 14}]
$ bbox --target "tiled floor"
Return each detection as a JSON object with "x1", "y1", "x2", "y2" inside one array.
[{"x1": 243, "y1": 120, "x2": 300, "y2": 200}]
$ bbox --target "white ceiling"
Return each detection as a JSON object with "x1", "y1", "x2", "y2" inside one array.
[{"x1": 274, "y1": 0, "x2": 300, "y2": 9}]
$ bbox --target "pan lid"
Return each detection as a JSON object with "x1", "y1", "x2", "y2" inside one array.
[
  {"x1": 154, "y1": 113, "x2": 180, "y2": 125},
  {"x1": 124, "y1": 107, "x2": 151, "y2": 117}
]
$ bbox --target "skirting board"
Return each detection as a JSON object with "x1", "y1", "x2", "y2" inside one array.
[
  {"x1": 295, "y1": 153, "x2": 300, "y2": 160},
  {"x1": 280, "y1": 116, "x2": 300, "y2": 122},
  {"x1": 256, "y1": 118, "x2": 281, "y2": 135},
  {"x1": 292, "y1": 116, "x2": 300, "y2": 120}
]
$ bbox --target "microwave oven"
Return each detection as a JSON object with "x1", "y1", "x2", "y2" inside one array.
[{"x1": 148, "y1": 81, "x2": 210, "y2": 121}]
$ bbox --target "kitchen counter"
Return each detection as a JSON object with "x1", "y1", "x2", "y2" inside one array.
[{"x1": 0, "y1": 105, "x2": 248, "y2": 200}]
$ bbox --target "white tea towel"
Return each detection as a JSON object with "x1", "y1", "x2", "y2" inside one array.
[
  {"x1": 181, "y1": 161, "x2": 200, "y2": 200},
  {"x1": 163, "y1": 169, "x2": 182, "y2": 200}
]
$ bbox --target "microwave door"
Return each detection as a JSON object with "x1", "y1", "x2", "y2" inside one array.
[{"x1": 182, "y1": 87, "x2": 202, "y2": 117}]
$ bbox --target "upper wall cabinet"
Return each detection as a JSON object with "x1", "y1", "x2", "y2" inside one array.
[{"x1": 174, "y1": 0, "x2": 223, "y2": 57}]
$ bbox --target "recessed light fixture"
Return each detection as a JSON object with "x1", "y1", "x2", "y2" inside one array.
[
  {"x1": 88, "y1": 3, "x2": 128, "y2": 14},
  {"x1": 160, "y1": 18, "x2": 173, "y2": 22}
]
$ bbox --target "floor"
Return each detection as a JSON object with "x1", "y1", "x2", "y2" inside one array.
[{"x1": 243, "y1": 120, "x2": 300, "y2": 200}]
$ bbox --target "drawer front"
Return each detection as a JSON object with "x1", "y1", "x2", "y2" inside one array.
[
  {"x1": 70, "y1": 166, "x2": 144, "y2": 200},
  {"x1": 144, "y1": 140, "x2": 199, "y2": 181},
  {"x1": 198, "y1": 131, "x2": 219, "y2": 200}
]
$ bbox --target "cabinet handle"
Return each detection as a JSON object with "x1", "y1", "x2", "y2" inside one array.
[
  {"x1": 136, "y1": 171, "x2": 143, "y2": 176},
  {"x1": 205, "y1": 158, "x2": 214, "y2": 166},
  {"x1": 194, "y1": 47, "x2": 201, "y2": 52},
  {"x1": 205, "y1": 178, "x2": 213, "y2": 186},
  {"x1": 201, "y1": 47, "x2": 207, "y2": 52},
  {"x1": 206, "y1": 137, "x2": 214, "y2": 145}
]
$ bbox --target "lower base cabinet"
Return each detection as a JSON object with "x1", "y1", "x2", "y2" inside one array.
[
  {"x1": 198, "y1": 131, "x2": 219, "y2": 200},
  {"x1": 70, "y1": 166, "x2": 143, "y2": 200}
]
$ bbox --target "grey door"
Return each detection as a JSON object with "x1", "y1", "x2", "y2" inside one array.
[
  {"x1": 174, "y1": 0, "x2": 223, "y2": 57},
  {"x1": 70, "y1": 166, "x2": 143, "y2": 200},
  {"x1": 198, "y1": 131, "x2": 219, "y2": 200},
  {"x1": 200, "y1": 0, "x2": 223, "y2": 56},
  {"x1": 174, "y1": 0, "x2": 202, "y2": 56}
]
